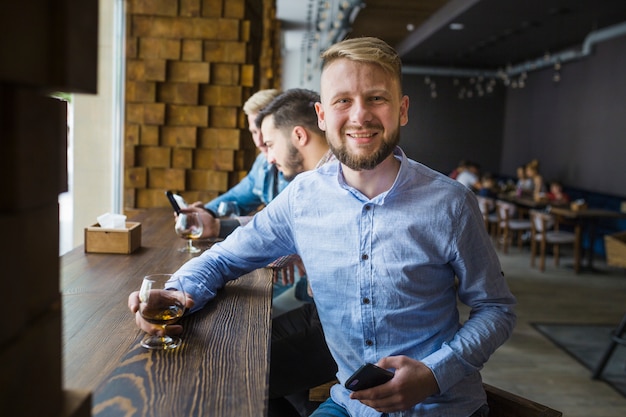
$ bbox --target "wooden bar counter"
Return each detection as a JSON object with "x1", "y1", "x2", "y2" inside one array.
[{"x1": 61, "y1": 208, "x2": 273, "y2": 417}]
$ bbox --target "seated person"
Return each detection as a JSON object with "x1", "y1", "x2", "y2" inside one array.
[
  {"x1": 187, "y1": 88, "x2": 337, "y2": 417},
  {"x1": 515, "y1": 164, "x2": 533, "y2": 195},
  {"x1": 524, "y1": 159, "x2": 545, "y2": 200},
  {"x1": 455, "y1": 161, "x2": 482, "y2": 192},
  {"x1": 546, "y1": 180, "x2": 570, "y2": 205},
  {"x1": 131, "y1": 37, "x2": 517, "y2": 417},
  {"x1": 477, "y1": 172, "x2": 498, "y2": 199},
  {"x1": 448, "y1": 160, "x2": 467, "y2": 180},
  {"x1": 191, "y1": 89, "x2": 288, "y2": 238}
]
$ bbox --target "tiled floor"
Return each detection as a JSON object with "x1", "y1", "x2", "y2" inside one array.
[{"x1": 480, "y1": 246, "x2": 626, "y2": 416}]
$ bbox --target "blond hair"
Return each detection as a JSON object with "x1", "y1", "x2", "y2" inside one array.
[
  {"x1": 320, "y1": 37, "x2": 402, "y2": 84},
  {"x1": 242, "y1": 89, "x2": 281, "y2": 115}
]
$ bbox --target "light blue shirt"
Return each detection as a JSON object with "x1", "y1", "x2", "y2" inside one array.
[
  {"x1": 175, "y1": 147, "x2": 516, "y2": 417},
  {"x1": 204, "y1": 153, "x2": 289, "y2": 215}
]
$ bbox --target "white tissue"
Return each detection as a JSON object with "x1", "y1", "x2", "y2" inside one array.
[{"x1": 97, "y1": 212, "x2": 127, "y2": 229}]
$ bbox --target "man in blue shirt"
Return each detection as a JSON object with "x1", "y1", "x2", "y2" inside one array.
[
  {"x1": 131, "y1": 37, "x2": 516, "y2": 416},
  {"x1": 192, "y1": 89, "x2": 289, "y2": 238}
]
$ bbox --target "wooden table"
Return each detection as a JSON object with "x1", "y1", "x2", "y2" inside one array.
[
  {"x1": 497, "y1": 193, "x2": 550, "y2": 211},
  {"x1": 548, "y1": 206, "x2": 626, "y2": 271},
  {"x1": 62, "y1": 208, "x2": 273, "y2": 417}
]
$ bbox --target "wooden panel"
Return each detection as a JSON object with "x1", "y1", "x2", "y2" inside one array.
[
  {"x1": 210, "y1": 106, "x2": 238, "y2": 128},
  {"x1": 198, "y1": 128, "x2": 241, "y2": 149},
  {"x1": 126, "y1": 80, "x2": 156, "y2": 103},
  {"x1": 0, "y1": 87, "x2": 67, "y2": 210},
  {"x1": 167, "y1": 61, "x2": 210, "y2": 83},
  {"x1": 0, "y1": 0, "x2": 98, "y2": 92},
  {"x1": 136, "y1": 146, "x2": 171, "y2": 167},
  {"x1": 240, "y1": 64, "x2": 254, "y2": 87},
  {"x1": 126, "y1": 102, "x2": 144, "y2": 124},
  {"x1": 143, "y1": 59, "x2": 167, "y2": 81},
  {"x1": 129, "y1": 0, "x2": 178, "y2": 16},
  {"x1": 167, "y1": 104, "x2": 209, "y2": 126},
  {"x1": 125, "y1": 166, "x2": 148, "y2": 188},
  {"x1": 187, "y1": 169, "x2": 228, "y2": 191},
  {"x1": 147, "y1": 167, "x2": 186, "y2": 189},
  {"x1": 126, "y1": 59, "x2": 144, "y2": 80},
  {"x1": 224, "y1": 0, "x2": 245, "y2": 19},
  {"x1": 200, "y1": 85, "x2": 243, "y2": 106},
  {"x1": 203, "y1": 41, "x2": 246, "y2": 63},
  {"x1": 125, "y1": 144, "x2": 137, "y2": 167},
  {"x1": 125, "y1": 0, "x2": 274, "y2": 207},
  {"x1": 182, "y1": 39, "x2": 203, "y2": 61},
  {"x1": 135, "y1": 188, "x2": 176, "y2": 208},
  {"x1": 161, "y1": 126, "x2": 198, "y2": 147},
  {"x1": 180, "y1": 0, "x2": 202, "y2": 17},
  {"x1": 1, "y1": 304, "x2": 63, "y2": 416},
  {"x1": 194, "y1": 148, "x2": 235, "y2": 171},
  {"x1": 138, "y1": 37, "x2": 181, "y2": 60},
  {"x1": 140, "y1": 125, "x2": 160, "y2": 145},
  {"x1": 211, "y1": 63, "x2": 240, "y2": 85},
  {"x1": 204, "y1": 41, "x2": 246, "y2": 64},
  {"x1": 132, "y1": 16, "x2": 225, "y2": 39},
  {"x1": 127, "y1": 36, "x2": 138, "y2": 58},
  {"x1": 202, "y1": 0, "x2": 224, "y2": 18},
  {"x1": 144, "y1": 103, "x2": 166, "y2": 125},
  {"x1": 172, "y1": 148, "x2": 194, "y2": 169},
  {"x1": 125, "y1": 123, "x2": 140, "y2": 145},
  {"x1": 158, "y1": 82, "x2": 200, "y2": 105}
]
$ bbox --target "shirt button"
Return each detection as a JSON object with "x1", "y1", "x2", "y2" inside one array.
[
  {"x1": 364, "y1": 205, "x2": 371, "y2": 211},
  {"x1": 363, "y1": 297, "x2": 370, "y2": 304},
  {"x1": 361, "y1": 254, "x2": 368, "y2": 260},
  {"x1": 365, "y1": 340, "x2": 373, "y2": 346}
]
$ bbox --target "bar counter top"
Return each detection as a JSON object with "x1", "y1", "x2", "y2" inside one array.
[{"x1": 62, "y1": 207, "x2": 272, "y2": 416}]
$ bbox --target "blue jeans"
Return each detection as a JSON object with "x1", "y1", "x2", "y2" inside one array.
[{"x1": 310, "y1": 398, "x2": 490, "y2": 417}]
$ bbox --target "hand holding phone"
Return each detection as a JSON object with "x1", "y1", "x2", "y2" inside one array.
[
  {"x1": 345, "y1": 363, "x2": 394, "y2": 391},
  {"x1": 165, "y1": 191, "x2": 187, "y2": 214}
]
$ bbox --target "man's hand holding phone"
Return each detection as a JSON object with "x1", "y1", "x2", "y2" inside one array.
[
  {"x1": 347, "y1": 356, "x2": 439, "y2": 414},
  {"x1": 345, "y1": 363, "x2": 394, "y2": 391}
]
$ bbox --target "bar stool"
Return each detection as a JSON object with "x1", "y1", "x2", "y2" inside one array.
[{"x1": 592, "y1": 312, "x2": 626, "y2": 379}]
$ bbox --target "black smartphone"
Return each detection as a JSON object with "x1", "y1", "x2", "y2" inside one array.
[
  {"x1": 165, "y1": 190, "x2": 185, "y2": 214},
  {"x1": 344, "y1": 363, "x2": 394, "y2": 391}
]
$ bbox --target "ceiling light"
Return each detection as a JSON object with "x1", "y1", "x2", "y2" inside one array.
[
  {"x1": 449, "y1": 22, "x2": 464, "y2": 31},
  {"x1": 407, "y1": 23, "x2": 415, "y2": 32}
]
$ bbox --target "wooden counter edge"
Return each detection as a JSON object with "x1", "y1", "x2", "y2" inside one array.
[{"x1": 62, "y1": 389, "x2": 91, "y2": 417}]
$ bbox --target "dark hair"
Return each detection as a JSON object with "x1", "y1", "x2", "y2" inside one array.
[{"x1": 255, "y1": 88, "x2": 322, "y2": 137}]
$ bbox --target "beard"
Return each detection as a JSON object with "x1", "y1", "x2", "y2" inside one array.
[
  {"x1": 281, "y1": 143, "x2": 305, "y2": 181},
  {"x1": 328, "y1": 126, "x2": 400, "y2": 171}
]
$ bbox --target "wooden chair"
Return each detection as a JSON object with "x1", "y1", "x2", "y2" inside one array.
[
  {"x1": 309, "y1": 381, "x2": 563, "y2": 416},
  {"x1": 529, "y1": 209, "x2": 579, "y2": 273},
  {"x1": 476, "y1": 196, "x2": 498, "y2": 237},
  {"x1": 484, "y1": 383, "x2": 563, "y2": 417},
  {"x1": 495, "y1": 200, "x2": 532, "y2": 253}
]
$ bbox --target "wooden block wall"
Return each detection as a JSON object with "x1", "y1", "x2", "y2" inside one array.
[
  {"x1": 125, "y1": 0, "x2": 279, "y2": 209},
  {"x1": 1, "y1": 2, "x2": 96, "y2": 416}
]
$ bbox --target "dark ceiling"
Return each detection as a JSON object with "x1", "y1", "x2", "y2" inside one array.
[{"x1": 347, "y1": 0, "x2": 626, "y2": 70}]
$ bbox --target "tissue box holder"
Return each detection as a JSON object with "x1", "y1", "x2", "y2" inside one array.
[{"x1": 84, "y1": 222, "x2": 142, "y2": 254}]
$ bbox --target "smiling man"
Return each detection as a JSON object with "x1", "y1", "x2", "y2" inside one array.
[{"x1": 129, "y1": 37, "x2": 516, "y2": 417}]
